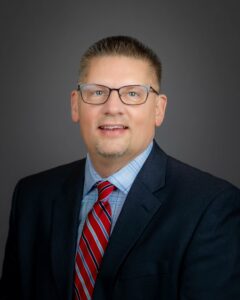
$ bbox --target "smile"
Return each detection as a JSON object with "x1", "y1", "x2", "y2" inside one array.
[{"x1": 98, "y1": 125, "x2": 128, "y2": 130}]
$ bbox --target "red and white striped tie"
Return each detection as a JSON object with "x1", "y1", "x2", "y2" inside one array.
[{"x1": 73, "y1": 181, "x2": 115, "y2": 300}]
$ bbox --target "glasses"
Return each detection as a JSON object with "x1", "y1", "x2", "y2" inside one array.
[{"x1": 77, "y1": 83, "x2": 159, "y2": 105}]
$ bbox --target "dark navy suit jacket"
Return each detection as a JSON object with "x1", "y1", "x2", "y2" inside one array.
[{"x1": 1, "y1": 142, "x2": 240, "y2": 299}]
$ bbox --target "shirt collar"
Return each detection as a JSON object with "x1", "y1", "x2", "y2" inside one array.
[{"x1": 83, "y1": 142, "x2": 153, "y2": 196}]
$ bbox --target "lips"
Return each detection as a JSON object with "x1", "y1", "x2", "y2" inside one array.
[{"x1": 98, "y1": 125, "x2": 128, "y2": 130}]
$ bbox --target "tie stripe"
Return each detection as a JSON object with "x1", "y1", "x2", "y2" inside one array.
[
  {"x1": 74, "y1": 285, "x2": 81, "y2": 300},
  {"x1": 77, "y1": 248, "x2": 95, "y2": 286},
  {"x1": 75, "y1": 264, "x2": 91, "y2": 300},
  {"x1": 98, "y1": 201, "x2": 111, "y2": 222},
  {"x1": 91, "y1": 209, "x2": 109, "y2": 243},
  {"x1": 81, "y1": 234, "x2": 99, "y2": 270},
  {"x1": 73, "y1": 181, "x2": 115, "y2": 300},
  {"x1": 75, "y1": 256, "x2": 93, "y2": 297}
]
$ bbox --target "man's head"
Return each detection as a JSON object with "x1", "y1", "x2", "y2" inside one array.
[
  {"x1": 79, "y1": 36, "x2": 162, "y2": 88},
  {"x1": 71, "y1": 36, "x2": 167, "y2": 177}
]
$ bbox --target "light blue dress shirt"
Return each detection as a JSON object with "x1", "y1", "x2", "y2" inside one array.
[{"x1": 76, "y1": 142, "x2": 153, "y2": 243}]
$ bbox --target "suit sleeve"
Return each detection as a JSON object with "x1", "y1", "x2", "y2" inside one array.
[
  {"x1": 180, "y1": 186, "x2": 240, "y2": 300},
  {"x1": 0, "y1": 181, "x2": 22, "y2": 300}
]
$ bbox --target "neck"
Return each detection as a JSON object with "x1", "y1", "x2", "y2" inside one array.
[
  {"x1": 90, "y1": 155, "x2": 133, "y2": 178},
  {"x1": 88, "y1": 142, "x2": 153, "y2": 178}
]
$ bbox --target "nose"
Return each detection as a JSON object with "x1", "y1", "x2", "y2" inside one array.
[{"x1": 102, "y1": 89, "x2": 124, "y2": 115}]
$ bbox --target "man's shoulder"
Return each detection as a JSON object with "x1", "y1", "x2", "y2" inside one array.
[
  {"x1": 145, "y1": 144, "x2": 239, "y2": 222},
  {"x1": 17, "y1": 159, "x2": 86, "y2": 191},
  {"x1": 168, "y1": 154, "x2": 235, "y2": 187},
  {"x1": 164, "y1": 154, "x2": 240, "y2": 208},
  {"x1": 151, "y1": 142, "x2": 239, "y2": 199}
]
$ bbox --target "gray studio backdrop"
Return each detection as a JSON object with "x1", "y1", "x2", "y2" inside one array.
[{"x1": 1, "y1": 0, "x2": 239, "y2": 273}]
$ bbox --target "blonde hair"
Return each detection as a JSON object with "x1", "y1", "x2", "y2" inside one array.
[{"x1": 79, "y1": 36, "x2": 162, "y2": 85}]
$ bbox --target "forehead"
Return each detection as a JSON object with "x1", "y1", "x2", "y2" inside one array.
[{"x1": 83, "y1": 55, "x2": 157, "y2": 87}]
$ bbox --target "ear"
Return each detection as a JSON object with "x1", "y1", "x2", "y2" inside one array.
[
  {"x1": 155, "y1": 94, "x2": 167, "y2": 127},
  {"x1": 71, "y1": 90, "x2": 80, "y2": 122}
]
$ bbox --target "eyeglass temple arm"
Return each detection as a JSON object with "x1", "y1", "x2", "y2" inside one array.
[{"x1": 150, "y1": 86, "x2": 160, "y2": 95}]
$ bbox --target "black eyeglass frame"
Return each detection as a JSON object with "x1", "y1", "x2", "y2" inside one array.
[{"x1": 77, "y1": 83, "x2": 160, "y2": 105}]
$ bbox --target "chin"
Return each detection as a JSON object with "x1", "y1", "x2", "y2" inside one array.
[
  {"x1": 97, "y1": 149, "x2": 127, "y2": 159},
  {"x1": 96, "y1": 145, "x2": 129, "y2": 159}
]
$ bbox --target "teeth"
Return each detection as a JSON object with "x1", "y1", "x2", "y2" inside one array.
[{"x1": 100, "y1": 125, "x2": 127, "y2": 130}]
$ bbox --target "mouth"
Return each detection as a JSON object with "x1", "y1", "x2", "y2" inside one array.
[
  {"x1": 98, "y1": 124, "x2": 129, "y2": 137},
  {"x1": 98, "y1": 124, "x2": 128, "y2": 131}
]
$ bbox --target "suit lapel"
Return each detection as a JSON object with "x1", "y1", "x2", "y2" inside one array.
[
  {"x1": 94, "y1": 143, "x2": 168, "y2": 297},
  {"x1": 51, "y1": 160, "x2": 85, "y2": 300}
]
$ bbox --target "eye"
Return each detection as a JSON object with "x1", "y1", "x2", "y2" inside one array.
[
  {"x1": 128, "y1": 91, "x2": 138, "y2": 97},
  {"x1": 94, "y1": 90, "x2": 104, "y2": 96}
]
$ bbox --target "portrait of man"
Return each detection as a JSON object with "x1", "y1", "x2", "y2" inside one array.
[{"x1": 0, "y1": 36, "x2": 239, "y2": 300}]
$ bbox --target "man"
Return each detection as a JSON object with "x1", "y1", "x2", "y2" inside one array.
[{"x1": 0, "y1": 36, "x2": 240, "y2": 300}]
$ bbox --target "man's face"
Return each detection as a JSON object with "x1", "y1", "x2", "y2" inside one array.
[{"x1": 71, "y1": 55, "x2": 167, "y2": 173}]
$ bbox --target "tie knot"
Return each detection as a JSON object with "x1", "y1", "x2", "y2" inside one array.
[{"x1": 97, "y1": 181, "x2": 115, "y2": 201}]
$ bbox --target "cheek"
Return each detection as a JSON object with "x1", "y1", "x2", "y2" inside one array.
[
  {"x1": 78, "y1": 110, "x2": 93, "y2": 134},
  {"x1": 79, "y1": 106, "x2": 95, "y2": 126},
  {"x1": 133, "y1": 108, "x2": 156, "y2": 130},
  {"x1": 130, "y1": 116, "x2": 154, "y2": 146}
]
